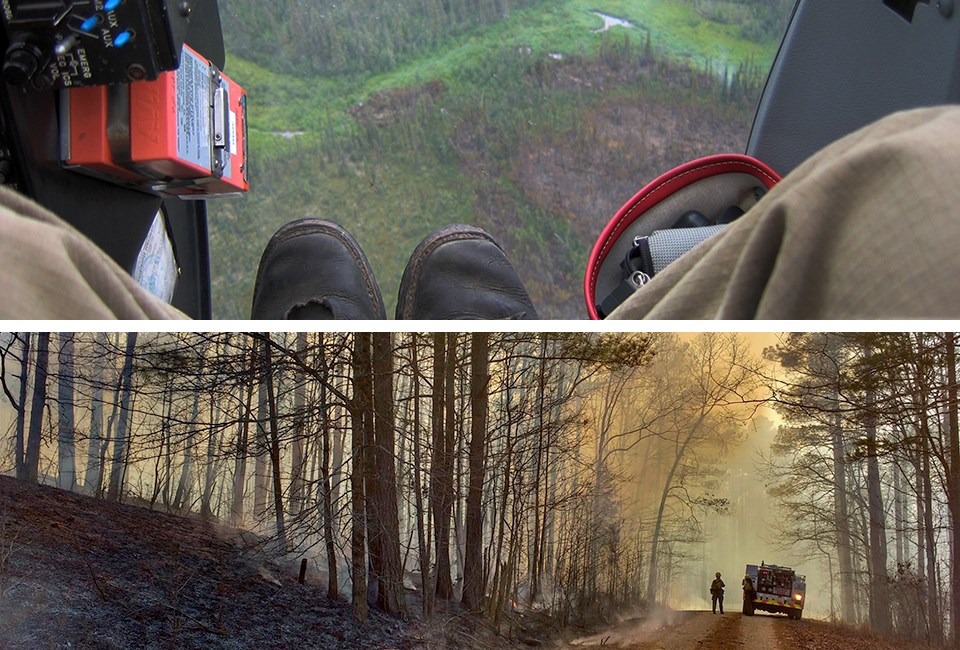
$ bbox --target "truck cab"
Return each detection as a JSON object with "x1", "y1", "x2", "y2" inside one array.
[{"x1": 743, "y1": 562, "x2": 806, "y2": 620}]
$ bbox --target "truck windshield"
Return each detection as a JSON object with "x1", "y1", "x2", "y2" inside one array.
[{"x1": 208, "y1": 0, "x2": 794, "y2": 318}]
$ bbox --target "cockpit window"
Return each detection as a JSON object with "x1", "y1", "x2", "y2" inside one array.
[{"x1": 208, "y1": 0, "x2": 794, "y2": 318}]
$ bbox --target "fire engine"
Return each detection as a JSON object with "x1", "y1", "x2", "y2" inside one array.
[{"x1": 743, "y1": 562, "x2": 806, "y2": 620}]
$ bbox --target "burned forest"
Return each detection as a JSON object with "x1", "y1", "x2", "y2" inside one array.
[{"x1": 0, "y1": 332, "x2": 958, "y2": 649}]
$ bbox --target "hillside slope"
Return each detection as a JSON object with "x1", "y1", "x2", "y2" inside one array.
[{"x1": 0, "y1": 476, "x2": 411, "y2": 649}]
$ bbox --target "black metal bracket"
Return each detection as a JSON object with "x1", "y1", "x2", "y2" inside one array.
[{"x1": 884, "y1": 0, "x2": 929, "y2": 22}]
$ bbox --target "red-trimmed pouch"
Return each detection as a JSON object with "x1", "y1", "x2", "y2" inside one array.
[{"x1": 584, "y1": 154, "x2": 781, "y2": 319}]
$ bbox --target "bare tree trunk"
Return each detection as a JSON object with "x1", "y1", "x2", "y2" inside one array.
[
  {"x1": 830, "y1": 388, "x2": 856, "y2": 622},
  {"x1": 97, "y1": 335, "x2": 124, "y2": 499},
  {"x1": 646, "y1": 449, "x2": 679, "y2": 604},
  {"x1": 441, "y1": 333, "x2": 458, "y2": 600},
  {"x1": 351, "y1": 333, "x2": 369, "y2": 623},
  {"x1": 231, "y1": 338, "x2": 256, "y2": 526},
  {"x1": 488, "y1": 358, "x2": 516, "y2": 621},
  {"x1": 57, "y1": 332, "x2": 76, "y2": 491},
  {"x1": 262, "y1": 335, "x2": 288, "y2": 551},
  {"x1": 910, "y1": 335, "x2": 944, "y2": 642},
  {"x1": 864, "y1": 346, "x2": 891, "y2": 635},
  {"x1": 915, "y1": 449, "x2": 927, "y2": 604},
  {"x1": 921, "y1": 443, "x2": 940, "y2": 641},
  {"x1": 202, "y1": 338, "x2": 223, "y2": 520},
  {"x1": 201, "y1": 394, "x2": 219, "y2": 519},
  {"x1": 543, "y1": 367, "x2": 566, "y2": 585},
  {"x1": 23, "y1": 332, "x2": 50, "y2": 484},
  {"x1": 530, "y1": 336, "x2": 547, "y2": 605},
  {"x1": 431, "y1": 333, "x2": 454, "y2": 600},
  {"x1": 107, "y1": 333, "x2": 137, "y2": 501},
  {"x1": 14, "y1": 333, "x2": 31, "y2": 480},
  {"x1": 289, "y1": 331, "x2": 307, "y2": 515},
  {"x1": 151, "y1": 379, "x2": 173, "y2": 509},
  {"x1": 371, "y1": 332, "x2": 405, "y2": 616},
  {"x1": 893, "y1": 462, "x2": 904, "y2": 570},
  {"x1": 359, "y1": 333, "x2": 381, "y2": 600},
  {"x1": 317, "y1": 334, "x2": 339, "y2": 600},
  {"x1": 493, "y1": 512, "x2": 522, "y2": 628},
  {"x1": 462, "y1": 333, "x2": 489, "y2": 610},
  {"x1": 173, "y1": 351, "x2": 205, "y2": 512},
  {"x1": 945, "y1": 333, "x2": 960, "y2": 646},
  {"x1": 646, "y1": 410, "x2": 705, "y2": 604},
  {"x1": 411, "y1": 335, "x2": 433, "y2": 619},
  {"x1": 254, "y1": 364, "x2": 269, "y2": 522},
  {"x1": 84, "y1": 332, "x2": 107, "y2": 493}
]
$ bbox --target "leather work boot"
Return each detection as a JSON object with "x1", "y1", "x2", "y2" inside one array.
[
  {"x1": 251, "y1": 219, "x2": 385, "y2": 319},
  {"x1": 396, "y1": 225, "x2": 538, "y2": 320}
]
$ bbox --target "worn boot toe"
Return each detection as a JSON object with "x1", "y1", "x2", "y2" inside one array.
[
  {"x1": 251, "y1": 219, "x2": 385, "y2": 320},
  {"x1": 396, "y1": 225, "x2": 538, "y2": 320}
]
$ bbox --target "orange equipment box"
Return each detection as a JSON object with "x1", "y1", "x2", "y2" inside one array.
[{"x1": 62, "y1": 44, "x2": 248, "y2": 198}]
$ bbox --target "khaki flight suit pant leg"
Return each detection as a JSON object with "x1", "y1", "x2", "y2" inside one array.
[
  {"x1": 610, "y1": 106, "x2": 960, "y2": 320},
  {"x1": 0, "y1": 185, "x2": 187, "y2": 320}
]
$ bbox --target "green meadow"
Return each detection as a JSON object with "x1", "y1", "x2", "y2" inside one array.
[{"x1": 208, "y1": 0, "x2": 791, "y2": 318}]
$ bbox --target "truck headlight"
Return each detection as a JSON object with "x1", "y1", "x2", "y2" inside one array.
[{"x1": 793, "y1": 594, "x2": 803, "y2": 602}]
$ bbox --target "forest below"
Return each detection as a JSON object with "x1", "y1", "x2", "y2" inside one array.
[
  {"x1": 2, "y1": 332, "x2": 960, "y2": 647},
  {"x1": 205, "y1": 0, "x2": 793, "y2": 318}
]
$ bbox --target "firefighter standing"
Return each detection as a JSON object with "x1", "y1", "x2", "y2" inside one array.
[
  {"x1": 710, "y1": 572, "x2": 725, "y2": 614},
  {"x1": 741, "y1": 573, "x2": 756, "y2": 616}
]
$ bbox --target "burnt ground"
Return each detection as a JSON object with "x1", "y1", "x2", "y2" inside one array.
[
  {"x1": 0, "y1": 476, "x2": 411, "y2": 650},
  {"x1": 453, "y1": 56, "x2": 752, "y2": 317},
  {"x1": 0, "y1": 476, "x2": 600, "y2": 650},
  {"x1": 511, "y1": 96, "x2": 748, "y2": 247}
]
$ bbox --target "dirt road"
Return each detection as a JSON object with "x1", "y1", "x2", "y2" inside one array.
[
  {"x1": 564, "y1": 610, "x2": 778, "y2": 650},
  {"x1": 563, "y1": 609, "x2": 921, "y2": 650}
]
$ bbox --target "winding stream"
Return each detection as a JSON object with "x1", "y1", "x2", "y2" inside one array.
[{"x1": 592, "y1": 11, "x2": 635, "y2": 32}]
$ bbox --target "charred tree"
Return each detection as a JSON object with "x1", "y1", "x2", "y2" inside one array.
[
  {"x1": 201, "y1": 338, "x2": 224, "y2": 520},
  {"x1": 826, "y1": 337, "x2": 856, "y2": 624},
  {"x1": 431, "y1": 332, "x2": 454, "y2": 600},
  {"x1": 262, "y1": 335, "x2": 288, "y2": 551},
  {"x1": 56, "y1": 332, "x2": 76, "y2": 491},
  {"x1": 864, "y1": 375, "x2": 892, "y2": 634},
  {"x1": 107, "y1": 332, "x2": 137, "y2": 501},
  {"x1": 13, "y1": 333, "x2": 30, "y2": 481},
  {"x1": 317, "y1": 333, "x2": 339, "y2": 600},
  {"x1": 289, "y1": 331, "x2": 308, "y2": 515},
  {"x1": 351, "y1": 333, "x2": 369, "y2": 624},
  {"x1": 254, "y1": 363, "x2": 270, "y2": 521},
  {"x1": 23, "y1": 332, "x2": 49, "y2": 484},
  {"x1": 231, "y1": 337, "x2": 257, "y2": 526},
  {"x1": 173, "y1": 340, "x2": 206, "y2": 513},
  {"x1": 84, "y1": 332, "x2": 107, "y2": 494},
  {"x1": 411, "y1": 335, "x2": 433, "y2": 619},
  {"x1": 906, "y1": 333, "x2": 943, "y2": 642},
  {"x1": 462, "y1": 332, "x2": 489, "y2": 611},
  {"x1": 370, "y1": 332, "x2": 405, "y2": 616},
  {"x1": 530, "y1": 336, "x2": 548, "y2": 605},
  {"x1": 945, "y1": 333, "x2": 960, "y2": 646}
]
